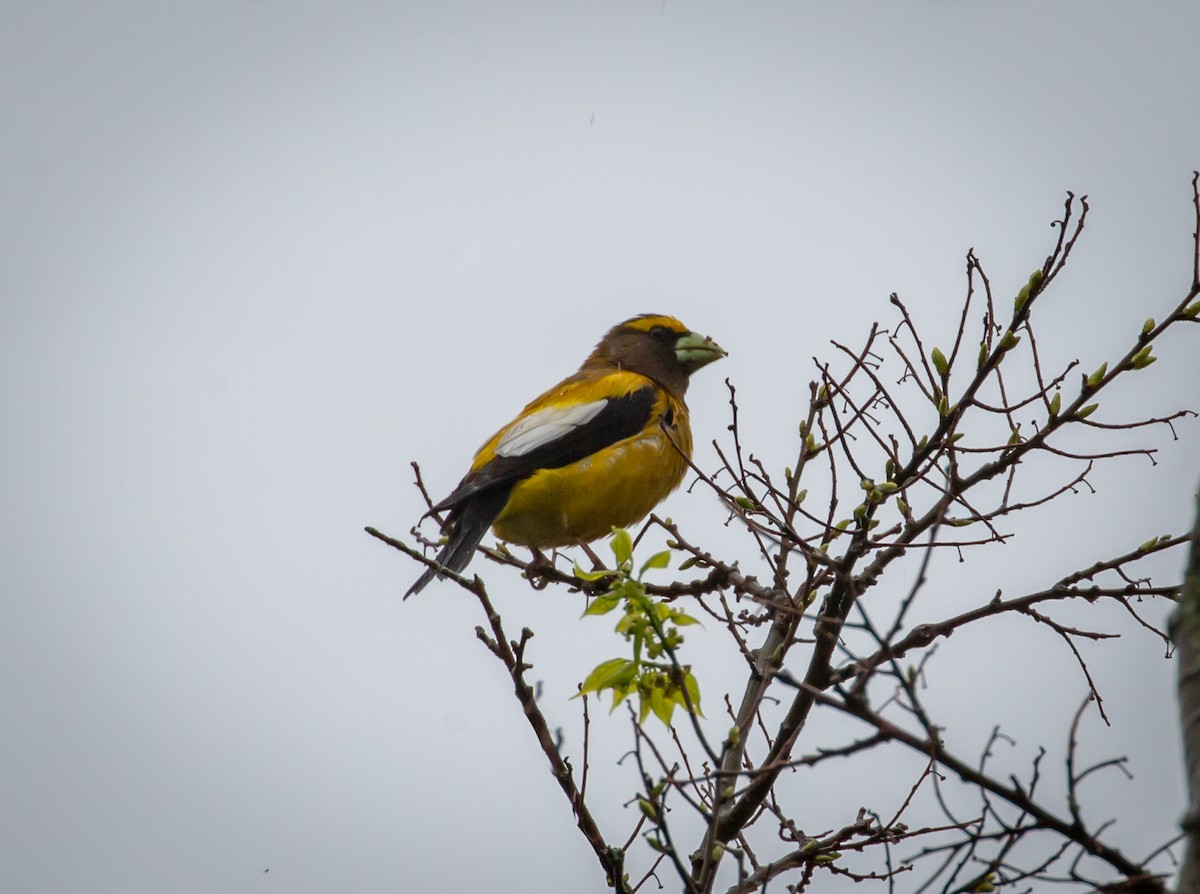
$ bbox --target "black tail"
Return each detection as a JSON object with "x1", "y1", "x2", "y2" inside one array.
[{"x1": 404, "y1": 485, "x2": 511, "y2": 598}]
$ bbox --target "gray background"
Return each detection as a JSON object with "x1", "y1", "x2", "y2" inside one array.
[{"x1": 3, "y1": 3, "x2": 1198, "y2": 892}]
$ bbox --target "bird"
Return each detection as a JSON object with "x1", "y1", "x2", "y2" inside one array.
[{"x1": 406, "y1": 314, "x2": 726, "y2": 597}]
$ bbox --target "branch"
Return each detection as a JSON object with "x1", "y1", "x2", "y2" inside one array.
[
  {"x1": 779, "y1": 678, "x2": 1167, "y2": 889},
  {"x1": 364, "y1": 525, "x2": 631, "y2": 891},
  {"x1": 1171, "y1": 484, "x2": 1200, "y2": 892}
]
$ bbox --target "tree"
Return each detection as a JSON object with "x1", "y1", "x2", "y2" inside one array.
[
  {"x1": 371, "y1": 176, "x2": 1200, "y2": 893},
  {"x1": 1172, "y1": 493, "x2": 1200, "y2": 892}
]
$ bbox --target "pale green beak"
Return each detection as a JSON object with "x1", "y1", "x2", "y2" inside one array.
[{"x1": 675, "y1": 330, "x2": 727, "y2": 372}]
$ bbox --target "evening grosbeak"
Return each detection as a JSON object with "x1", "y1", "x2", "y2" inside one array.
[{"x1": 406, "y1": 314, "x2": 726, "y2": 597}]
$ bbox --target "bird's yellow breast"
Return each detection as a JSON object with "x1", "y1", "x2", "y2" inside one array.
[{"x1": 490, "y1": 394, "x2": 692, "y2": 548}]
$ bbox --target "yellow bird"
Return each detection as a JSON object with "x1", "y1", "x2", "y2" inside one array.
[{"x1": 406, "y1": 314, "x2": 726, "y2": 597}]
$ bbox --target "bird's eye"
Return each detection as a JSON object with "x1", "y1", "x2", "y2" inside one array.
[{"x1": 649, "y1": 325, "x2": 675, "y2": 339}]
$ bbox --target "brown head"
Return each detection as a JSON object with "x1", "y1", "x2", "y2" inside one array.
[{"x1": 582, "y1": 314, "x2": 726, "y2": 397}]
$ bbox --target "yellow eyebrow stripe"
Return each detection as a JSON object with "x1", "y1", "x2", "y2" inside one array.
[{"x1": 621, "y1": 314, "x2": 687, "y2": 334}]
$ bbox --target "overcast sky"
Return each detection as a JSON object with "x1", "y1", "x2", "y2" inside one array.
[{"x1": 3, "y1": 3, "x2": 1199, "y2": 893}]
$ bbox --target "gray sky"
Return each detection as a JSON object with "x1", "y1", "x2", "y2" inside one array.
[{"x1": 3, "y1": 3, "x2": 1198, "y2": 892}]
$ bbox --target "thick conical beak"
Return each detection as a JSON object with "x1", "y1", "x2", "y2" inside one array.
[{"x1": 674, "y1": 330, "x2": 727, "y2": 372}]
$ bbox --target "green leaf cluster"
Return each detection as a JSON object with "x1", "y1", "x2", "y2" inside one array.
[{"x1": 574, "y1": 529, "x2": 703, "y2": 726}]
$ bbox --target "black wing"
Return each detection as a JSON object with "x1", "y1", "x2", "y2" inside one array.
[
  {"x1": 430, "y1": 385, "x2": 658, "y2": 516},
  {"x1": 405, "y1": 385, "x2": 658, "y2": 598}
]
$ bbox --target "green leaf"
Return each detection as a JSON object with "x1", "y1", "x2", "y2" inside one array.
[
  {"x1": 615, "y1": 609, "x2": 641, "y2": 637},
  {"x1": 1142, "y1": 317, "x2": 1156, "y2": 336},
  {"x1": 610, "y1": 680, "x2": 637, "y2": 712},
  {"x1": 931, "y1": 346, "x2": 949, "y2": 378},
  {"x1": 1130, "y1": 345, "x2": 1157, "y2": 369},
  {"x1": 1014, "y1": 284, "x2": 1030, "y2": 313},
  {"x1": 582, "y1": 593, "x2": 623, "y2": 617},
  {"x1": 1077, "y1": 402, "x2": 1099, "y2": 419},
  {"x1": 682, "y1": 671, "x2": 703, "y2": 716},
  {"x1": 637, "y1": 691, "x2": 653, "y2": 724},
  {"x1": 734, "y1": 495, "x2": 756, "y2": 511},
  {"x1": 574, "y1": 563, "x2": 612, "y2": 582},
  {"x1": 644, "y1": 835, "x2": 670, "y2": 854},
  {"x1": 577, "y1": 658, "x2": 637, "y2": 696},
  {"x1": 639, "y1": 550, "x2": 672, "y2": 576},
  {"x1": 609, "y1": 528, "x2": 634, "y2": 567},
  {"x1": 611, "y1": 578, "x2": 641, "y2": 601},
  {"x1": 648, "y1": 682, "x2": 675, "y2": 726},
  {"x1": 669, "y1": 611, "x2": 702, "y2": 627},
  {"x1": 1085, "y1": 362, "x2": 1108, "y2": 388},
  {"x1": 1048, "y1": 392, "x2": 1061, "y2": 416}
]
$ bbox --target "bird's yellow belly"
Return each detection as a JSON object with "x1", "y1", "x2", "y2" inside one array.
[{"x1": 491, "y1": 428, "x2": 690, "y2": 547}]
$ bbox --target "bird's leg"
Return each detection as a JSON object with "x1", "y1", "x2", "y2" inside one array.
[
  {"x1": 577, "y1": 541, "x2": 606, "y2": 570},
  {"x1": 523, "y1": 547, "x2": 557, "y2": 589}
]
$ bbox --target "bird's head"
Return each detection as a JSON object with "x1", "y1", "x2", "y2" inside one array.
[{"x1": 585, "y1": 314, "x2": 726, "y2": 396}]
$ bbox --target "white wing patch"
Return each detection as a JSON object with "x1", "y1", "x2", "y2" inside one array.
[{"x1": 494, "y1": 399, "x2": 609, "y2": 458}]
